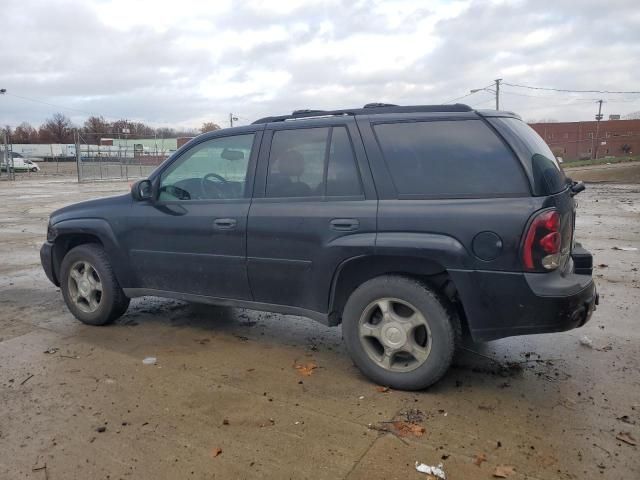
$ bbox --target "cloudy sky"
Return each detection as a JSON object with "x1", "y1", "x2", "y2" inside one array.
[{"x1": 1, "y1": 0, "x2": 639, "y2": 129}]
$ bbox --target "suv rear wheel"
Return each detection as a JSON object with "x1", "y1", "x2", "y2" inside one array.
[
  {"x1": 342, "y1": 275, "x2": 459, "y2": 390},
  {"x1": 60, "y1": 244, "x2": 130, "y2": 325}
]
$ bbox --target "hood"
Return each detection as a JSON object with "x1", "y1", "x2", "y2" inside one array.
[{"x1": 49, "y1": 193, "x2": 131, "y2": 225}]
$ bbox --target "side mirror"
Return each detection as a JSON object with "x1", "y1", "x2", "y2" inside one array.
[{"x1": 131, "y1": 179, "x2": 153, "y2": 201}]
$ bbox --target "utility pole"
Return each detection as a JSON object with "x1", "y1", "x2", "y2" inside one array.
[
  {"x1": 470, "y1": 80, "x2": 501, "y2": 110},
  {"x1": 229, "y1": 113, "x2": 238, "y2": 128},
  {"x1": 593, "y1": 99, "x2": 604, "y2": 160},
  {"x1": 0, "y1": 89, "x2": 5, "y2": 179}
]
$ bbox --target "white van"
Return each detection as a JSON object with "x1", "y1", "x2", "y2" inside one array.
[{"x1": 1, "y1": 152, "x2": 40, "y2": 172}]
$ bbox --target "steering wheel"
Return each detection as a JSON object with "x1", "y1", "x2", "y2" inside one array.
[
  {"x1": 159, "y1": 184, "x2": 191, "y2": 200},
  {"x1": 201, "y1": 173, "x2": 228, "y2": 198}
]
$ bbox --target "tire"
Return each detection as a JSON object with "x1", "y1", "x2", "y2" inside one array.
[
  {"x1": 342, "y1": 275, "x2": 460, "y2": 390},
  {"x1": 31, "y1": 168, "x2": 38, "y2": 172},
  {"x1": 59, "y1": 244, "x2": 130, "y2": 326}
]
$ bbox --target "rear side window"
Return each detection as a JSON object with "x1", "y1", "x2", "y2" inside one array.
[
  {"x1": 373, "y1": 120, "x2": 529, "y2": 198},
  {"x1": 266, "y1": 126, "x2": 362, "y2": 198},
  {"x1": 489, "y1": 117, "x2": 567, "y2": 195}
]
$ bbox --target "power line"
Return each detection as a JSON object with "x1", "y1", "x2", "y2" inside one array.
[
  {"x1": 502, "y1": 82, "x2": 640, "y2": 95},
  {"x1": 471, "y1": 97, "x2": 497, "y2": 108},
  {"x1": 442, "y1": 83, "x2": 494, "y2": 104},
  {"x1": 4, "y1": 92, "x2": 100, "y2": 117}
]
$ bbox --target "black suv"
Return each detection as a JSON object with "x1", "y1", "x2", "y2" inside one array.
[{"x1": 40, "y1": 104, "x2": 597, "y2": 390}]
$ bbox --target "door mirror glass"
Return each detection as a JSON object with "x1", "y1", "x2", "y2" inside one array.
[{"x1": 131, "y1": 179, "x2": 153, "y2": 201}]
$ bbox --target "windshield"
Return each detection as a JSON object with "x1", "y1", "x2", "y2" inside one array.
[{"x1": 490, "y1": 117, "x2": 567, "y2": 195}]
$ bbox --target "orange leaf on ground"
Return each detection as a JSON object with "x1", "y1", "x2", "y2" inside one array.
[
  {"x1": 294, "y1": 362, "x2": 318, "y2": 376},
  {"x1": 493, "y1": 465, "x2": 516, "y2": 478},
  {"x1": 376, "y1": 386, "x2": 390, "y2": 393},
  {"x1": 211, "y1": 447, "x2": 222, "y2": 458},
  {"x1": 392, "y1": 421, "x2": 425, "y2": 437},
  {"x1": 473, "y1": 452, "x2": 487, "y2": 466}
]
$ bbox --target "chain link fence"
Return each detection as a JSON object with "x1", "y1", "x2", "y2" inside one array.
[
  {"x1": 0, "y1": 130, "x2": 15, "y2": 181},
  {"x1": 4, "y1": 140, "x2": 77, "y2": 178},
  {"x1": 76, "y1": 133, "x2": 179, "y2": 182},
  {"x1": 1, "y1": 132, "x2": 188, "y2": 182}
]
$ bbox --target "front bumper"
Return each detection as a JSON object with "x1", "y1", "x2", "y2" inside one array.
[
  {"x1": 450, "y1": 249, "x2": 598, "y2": 342},
  {"x1": 40, "y1": 241, "x2": 59, "y2": 286}
]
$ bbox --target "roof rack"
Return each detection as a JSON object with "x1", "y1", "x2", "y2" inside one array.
[{"x1": 252, "y1": 103, "x2": 472, "y2": 124}]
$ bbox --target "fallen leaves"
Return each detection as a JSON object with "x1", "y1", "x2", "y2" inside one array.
[
  {"x1": 376, "y1": 386, "x2": 390, "y2": 393},
  {"x1": 294, "y1": 362, "x2": 317, "y2": 376},
  {"x1": 392, "y1": 421, "x2": 426, "y2": 437},
  {"x1": 211, "y1": 447, "x2": 222, "y2": 458},
  {"x1": 371, "y1": 411, "x2": 426, "y2": 440},
  {"x1": 493, "y1": 465, "x2": 516, "y2": 478},
  {"x1": 616, "y1": 431, "x2": 637, "y2": 446},
  {"x1": 473, "y1": 452, "x2": 487, "y2": 466}
]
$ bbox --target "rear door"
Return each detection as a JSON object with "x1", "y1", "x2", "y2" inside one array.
[
  {"x1": 357, "y1": 114, "x2": 535, "y2": 272},
  {"x1": 247, "y1": 119, "x2": 377, "y2": 314}
]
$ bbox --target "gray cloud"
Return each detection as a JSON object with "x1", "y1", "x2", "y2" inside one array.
[{"x1": 1, "y1": 0, "x2": 639, "y2": 129}]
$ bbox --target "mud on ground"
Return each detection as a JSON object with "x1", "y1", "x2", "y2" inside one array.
[{"x1": 0, "y1": 178, "x2": 638, "y2": 479}]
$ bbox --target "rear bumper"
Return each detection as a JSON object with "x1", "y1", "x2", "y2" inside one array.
[
  {"x1": 450, "y1": 249, "x2": 598, "y2": 342},
  {"x1": 40, "y1": 241, "x2": 59, "y2": 286}
]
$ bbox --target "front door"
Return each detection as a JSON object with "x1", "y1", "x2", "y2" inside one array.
[{"x1": 126, "y1": 130, "x2": 261, "y2": 300}]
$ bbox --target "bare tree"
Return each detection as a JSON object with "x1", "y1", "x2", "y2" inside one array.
[
  {"x1": 201, "y1": 122, "x2": 221, "y2": 133},
  {"x1": 111, "y1": 119, "x2": 135, "y2": 136},
  {"x1": 132, "y1": 122, "x2": 155, "y2": 137},
  {"x1": 40, "y1": 113, "x2": 74, "y2": 143},
  {"x1": 13, "y1": 122, "x2": 38, "y2": 143},
  {"x1": 83, "y1": 116, "x2": 111, "y2": 144}
]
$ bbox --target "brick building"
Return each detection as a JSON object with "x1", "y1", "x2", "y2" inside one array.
[{"x1": 528, "y1": 118, "x2": 640, "y2": 161}]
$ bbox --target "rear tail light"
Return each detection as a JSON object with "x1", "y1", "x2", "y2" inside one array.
[{"x1": 522, "y1": 209, "x2": 561, "y2": 271}]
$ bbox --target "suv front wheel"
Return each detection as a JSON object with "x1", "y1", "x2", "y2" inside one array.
[
  {"x1": 342, "y1": 275, "x2": 459, "y2": 390},
  {"x1": 60, "y1": 244, "x2": 130, "y2": 325}
]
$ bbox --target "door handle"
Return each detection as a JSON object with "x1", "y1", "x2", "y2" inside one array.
[
  {"x1": 330, "y1": 218, "x2": 360, "y2": 231},
  {"x1": 213, "y1": 218, "x2": 237, "y2": 230}
]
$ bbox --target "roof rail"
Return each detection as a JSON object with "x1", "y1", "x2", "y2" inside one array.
[
  {"x1": 363, "y1": 102, "x2": 398, "y2": 108},
  {"x1": 252, "y1": 104, "x2": 472, "y2": 124}
]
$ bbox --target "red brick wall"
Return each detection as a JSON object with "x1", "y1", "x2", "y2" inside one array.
[{"x1": 529, "y1": 119, "x2": 640, "y2": 160}]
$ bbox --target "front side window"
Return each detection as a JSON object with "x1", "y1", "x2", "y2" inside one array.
[
  {"x1": 159, "y1": 134, "x2": 254, "y2": 201},
  {"x1": 266, "y1": 126, "x2": 362, "y2": 198}
]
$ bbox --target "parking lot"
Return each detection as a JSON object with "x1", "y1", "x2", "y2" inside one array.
[{"x1": 0, "y1": 175, "x2": 638, "y2": 479}]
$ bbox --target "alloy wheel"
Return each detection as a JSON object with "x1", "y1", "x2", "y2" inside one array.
[
  {"x1": 67, "y1": 261, "x2": 103, "y2": 313},
  {"x1": 358, "y1": 297, "x2": 432, "y2": 372}
]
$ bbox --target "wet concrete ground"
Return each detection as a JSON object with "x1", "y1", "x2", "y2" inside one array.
[{"x1": 0, "y1": 177, "x2": 638, "y2": 480}]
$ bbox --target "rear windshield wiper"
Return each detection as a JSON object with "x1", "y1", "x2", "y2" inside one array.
[{"x1": 569, "y1": 180, "x2": 585, "y2": 196}]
